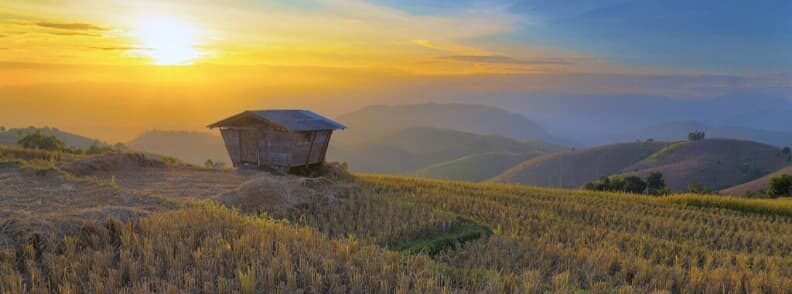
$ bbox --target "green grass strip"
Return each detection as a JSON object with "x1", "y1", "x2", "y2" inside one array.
[
  {"x1": 389, "y1": 217, "x2": 491, "y2": 256},
  {"x1": 662, "y1": 194, "x2": 792, "y2": 217}
]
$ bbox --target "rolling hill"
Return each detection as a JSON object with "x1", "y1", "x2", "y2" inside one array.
[
  {"x1": 491, "y1": 141, "x2": 669, "y2": 188},
  {"x1": 0, "y1": 126, "x2": 106, "y2": 148},
  {"x1": 620, "y1": 139, "x2": 790, "y2": 192},
  {"x1": 328, "y1": 126, "x2": 561, "y2": 174},
  {"x1": 126, "y1": 130, "x2": 230, "y2": 165},
  {"x1": 721, "y1": 166, "x2": 792, "y2": 196},
  {"x1": 413, "y1": 152, "x2": 542, "y2": 181},
  {"x1": 596, "y1": 120, "x2": 792, "y2": 147},
  {"x1": 494, "y1": 138, "x2": 791, "y2": 192},
  {"x1": 334, "y1": 103, "x2": 568, "y2": 145},
  {"x1": 0, "y1": 133, "x2": 16, "y2": 146},
  {"x1": 5, "y1": 146, "x2": 792, "y2": 292}
]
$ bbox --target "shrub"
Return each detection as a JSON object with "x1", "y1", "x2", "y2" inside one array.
[
  {"x1": 585, "y1": 175, "x2": 647, "y2": 194},
  {"x1": 622, "y1": 176, "x2": 647, "y2": 194},
  {"x1": 687, "y1": 181, "x2": 712, "y2": 194},
  {"x1": 767, "y1": 174, "x2": 792, "y2": 198},
  {"x1": 17, "y1": 131, "x2": 66, "y2": 151},
  {"x1": 162, "y1": 156, "x2": 179, "y2": 165},
  {"x1": 645, "y1": 172, "x2": 667, "y2": 195},
  {"x1": 85, "y1": 142, "x2": 113, "y2": 155}
]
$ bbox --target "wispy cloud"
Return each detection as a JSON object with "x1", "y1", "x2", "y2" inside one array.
[
  {"x1": 90, "y1": 46, "x2": 146, "y2": 51},
  {"x1": 47, "y1": 31, "x2": 101, "y2": 37},
  {"x1": 437, "y1": 55, "x2": 573, "y2": 65},
  {"x1": 35, "y1": 21, "x2": 106, "y2": 31}
]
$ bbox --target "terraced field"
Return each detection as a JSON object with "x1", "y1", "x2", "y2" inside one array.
[
  {"x1": 3, "y1": 147, "x2": 792, "y2": 292},
  {"x1": 358, "y1": 175, "x2": 792, "y2": 292}
]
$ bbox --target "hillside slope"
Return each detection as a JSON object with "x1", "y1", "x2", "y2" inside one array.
[
  {"x1": 413, "y1": 152, "x2": 542, "y2": 181},
  {"x1": 0, "y1": 126, "x2": 105, "y2": 148},
  {"x1": 4, "y1": 146, "x2": 792, "y2": 292},
  {"x1": 127, "y1": 130, "x2": 229, "y2": 165},
  {"x1": 599, "y1": 120, "x2": 792, "y2": 147},
  {"x1": 621, "y1": 139, "x2": 790, "y2": 192},
  {"x1": 328, "y1": 126, "x2": 561, "y2": 173},
  {"x1": 491, "y1": 141, "x2": 668, "y2": 188},
  {"x1": 335, "y1": 103, "x2": 567, "y2": 145},
  {"x1": 721, "y1": 166, "x2": 792, "y2": 196}
]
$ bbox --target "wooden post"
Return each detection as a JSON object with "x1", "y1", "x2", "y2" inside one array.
[
  {"x1": 320, "y1": 131, "x2": 331, "y2": 163},
  {"x1": 304, "y1": 131, "x2": 317, "y2": 166},
  {"x1": 237, "y1": 129, "x2": 242, "y2": 167}
]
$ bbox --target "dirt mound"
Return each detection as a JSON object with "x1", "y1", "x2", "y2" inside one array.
[
  {"x1": 61, "y1": 152, "x2": 165, "y2": 176},
  {"x1": 305, "y1": 162, "x2": 355, "y2": 181},
  {"x1": 215, "y1": 171, "x2": 352, "y2": 216}
]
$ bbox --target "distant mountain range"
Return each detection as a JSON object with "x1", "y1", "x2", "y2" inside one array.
[
  {"x1": 112, "y1": 103, "x2": 792, "y2": 192},
  {"x1": 478, "y1": 93, "x2": 792, "y2": 146},
  {"x1": 5, "y1": 101, "x2": 792, "y2": 195},
  {"x1": 334, "y1": 103, "x2": 569, "y2": 146}
]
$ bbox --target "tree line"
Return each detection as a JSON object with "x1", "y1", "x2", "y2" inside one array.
[
  {"x1": 583, "y1": 172, "x2": 669, "y2": 195},
  {"x1": 14, "y1": 130, "x2": 122, "y2": 155}
]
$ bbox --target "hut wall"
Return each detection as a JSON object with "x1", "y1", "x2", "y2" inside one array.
[
  {"x1": 221, "y1": 127, "x2": 335, "y2": 169},
  {"x1": 288, "y1": 131, "x2": 315, "y2": 167},
  {"x1": 219, "y1": 129, "x2": 241, "y2": 166},
  {"x1": 239, "y1": 129, "x2": 260, "y2": 164},
  {"x1": 257, "y1": 129, "x2": 297, "y2": 167}
]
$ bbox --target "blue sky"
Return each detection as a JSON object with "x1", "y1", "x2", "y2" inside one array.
[{"x1": 373, "y1": 0, "x2": 792, "y2": 74}]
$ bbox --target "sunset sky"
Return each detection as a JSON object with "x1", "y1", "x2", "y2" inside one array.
[{"x1": 1, "y1": 0, "x2": 790, "y2": 141}]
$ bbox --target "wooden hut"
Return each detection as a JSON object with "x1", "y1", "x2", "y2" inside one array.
[{"x1": 208, "y1": 110, "x2": 345, "y2": 171}]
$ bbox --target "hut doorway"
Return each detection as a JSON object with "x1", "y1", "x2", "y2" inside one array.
[{"x1": 239, "y1": 129, "x2": 259, "y2": 164}]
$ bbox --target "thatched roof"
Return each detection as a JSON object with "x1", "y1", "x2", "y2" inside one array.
[{"x1": 208, "y1": 110, "x2": 346, "y2": 131}]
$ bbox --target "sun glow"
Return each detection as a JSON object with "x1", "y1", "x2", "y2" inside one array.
[{"x1": 132, "y1": 15, "x2": 204, "y2": 65}]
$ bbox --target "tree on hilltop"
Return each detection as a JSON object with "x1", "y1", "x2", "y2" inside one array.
[{"x1": 687, "y1": 131, "x2": 705, "y2": 141}]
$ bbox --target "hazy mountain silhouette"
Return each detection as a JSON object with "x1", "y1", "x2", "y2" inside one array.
[
  {"x1": 334, "y1": 103, "x2": 569, "y2": 145},
  {"x1": 480, "y1": 93, "x2": 792, "y2": 145},
  {"x1": 127, "y1": 130, "x2": 229, "y2": 165},
  {"x1": 328, "y1": 126, "x2": 561, "y2": 174}
]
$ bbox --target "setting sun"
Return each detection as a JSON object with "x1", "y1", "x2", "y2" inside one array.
[{"x1": 132, "y1": 15, "x2": 204, "y2": 65}]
